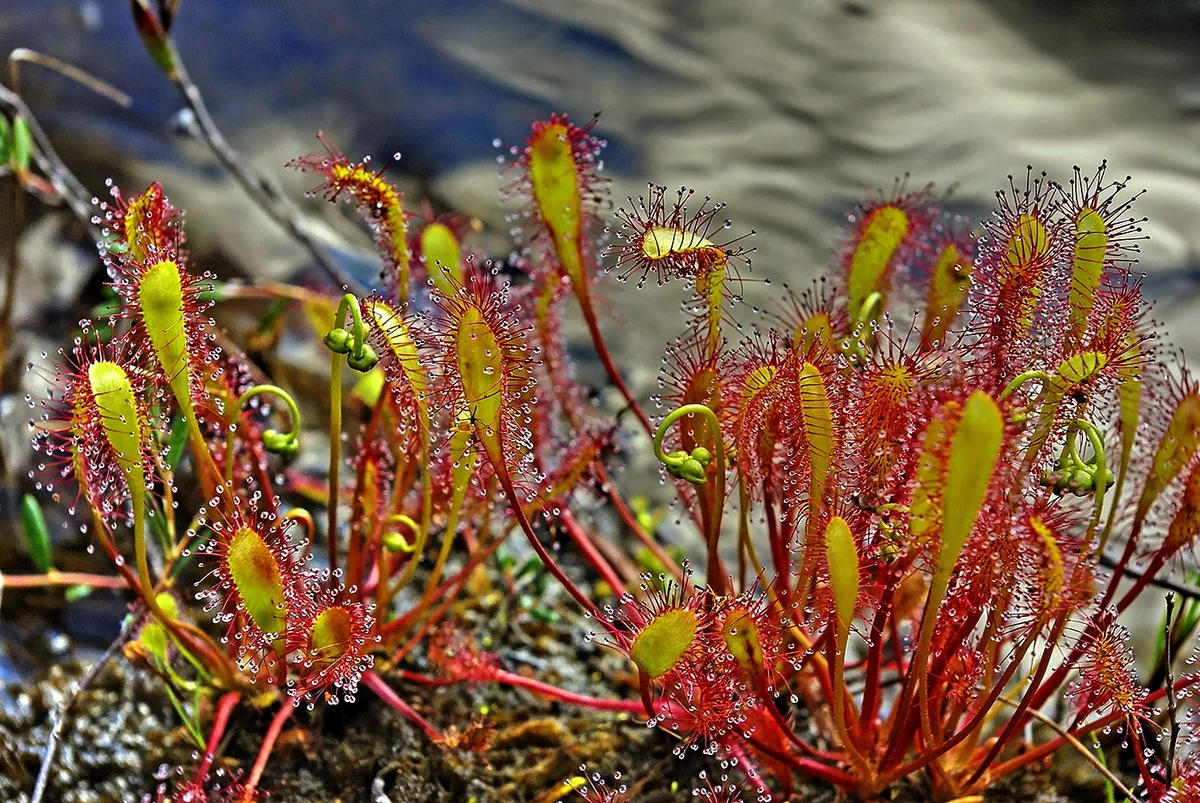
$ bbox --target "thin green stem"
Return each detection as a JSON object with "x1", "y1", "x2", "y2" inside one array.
[
  {"x1": 223, "y1": 384, "x2": 301, "y2": 483},
  {"x1": 1070, "y1": 418, "x2": 1109, "y2": 546},
  {"x1": 131, "y1": 486, "x2": 166, "y2": 623},
  {"x1": 334, "y1": 293, "x2": 368, "y2": 355},
  {"x1": 327, "y1": 357, "x2": 343, "y2": 583},
  {"x1": 414, "y1": 479, "x2": 469, "y2": 619},
  {"x1": 998, "y1": 369, "x2": 1053, "y2": 402},
  {"x1": 829, "y1": 624, "x2": 872, "y2": 779},
  {"x1": 653, "y1": 404, "x2": 727, "y2": 593}
]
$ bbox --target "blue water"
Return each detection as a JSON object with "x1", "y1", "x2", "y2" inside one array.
[{"x1": 1, "y1": 0, "x2": 637, "y2": 175}]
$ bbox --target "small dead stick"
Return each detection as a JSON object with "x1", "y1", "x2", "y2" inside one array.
[
  {"x1": 1098, "y1": 551, "x2": 1200, "y2": 601},
  {"x1": 0, "y1": 80, "x2": 116, "y2": 230},
  {"x1": 30, "y1": 615, "x2": 136, "y2": 803},
  {"x1": 992, "y1": 695, "x2": 1135, "y2": 802},
  {"x1": 161, "y1": 49, "x2": 363, "y2": 294}
]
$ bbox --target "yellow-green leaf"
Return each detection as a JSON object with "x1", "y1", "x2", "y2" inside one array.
[
  {"x1": 630, "y1": 608, "x2": 699, "y2": 680},
  {"x1": 1136, "y1": 391, "x2": 1200, "y2": 524},
  {"x1": 938, "y1": 391, "x2": 1003, "y2": 579},
  {"x1": 825, "y1": 516, "x2": 859, "y2": 632}
]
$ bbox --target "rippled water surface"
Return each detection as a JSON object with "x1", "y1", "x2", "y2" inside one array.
[
  {"x1": 0, "y1": 0, "x2": 1196, "y2": 503},
  {"x1": 5, "y1": 1, "x2": 1200, "y2": 373}
]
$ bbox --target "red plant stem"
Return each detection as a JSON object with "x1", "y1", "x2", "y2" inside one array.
[
  {"x1": 362, "y1": 670, "x2": 441, "y2": 741},
  {"x1": 1098, "y1": 518, "x2": 1145, "y2": 610},
  {"x1": 391, "y1": 662, "x2": 639, "y2": 718},
  {"x1": 192, "y1": 691, "x2": 241, "y2": 785},
  {"x1": 379, "y1": 533, "x2": 505, "y2": 645},
  {"x1": 1114, "y1": 552, "x2": 1166, "y2": 613},
  {"x1": 595, "y1": 464, "x2": 682, "y2": 580},
  {"x1": 825, "y1": 622, "x2": 872, "y2": 774},
  {"x1": 984, "y1": 672, "x2": 1200, "y2": 785},
  {"x1": 755, "y1": 679, "x2": 844, "y2": 763},
  {"x1": 90, "y1": 511, "x2": 146, "y2": 593},
  {"x1": 878, "y1": 598, "x2": 932, "y2": 770},
  {"x1": 876, "y1": 632, "x2": 1040, "y2": 788},
  {"x1": 1012, "y1": 550, "x2": 1164, "y2": 722},
  {"x1": 803, "y1": 628, "x2": 841, "y2": 733},
  {"x1": 1130, "y1": 727, "x2": 1152, "y2": 788},
  {"x1": 964, "y1": 616, "x2": 1069, "y2": 787},
  {"x1": 388, "y1": 588, "x2": 466, "y2": 666},
  {"x1": 239, "y1": 703, "x2": 292, "y2": 803},
  {"x1": 980, "y1": 546, "x2": 1167, "y2": 773},
  {"x1": 859, "y1": 578, "x2": 898, "y2": 736},
  {"x1": 392, "y1": 669, "x2": 456, "y2": 687},
  {"x1": 487, "y1": 667, "x2": 645, "y2": 714},
  {"x1": 764, "y1": 488, "x2": 790, "y2": 605},
  {"x1": 573, "y1": 290, "x2": 653, "y2": 436},
  {"x1": 638, "y1": 670, "x2": 655, "y2": 719},
  {"x1": 492, "y1": 462, "x2": 615, "y2": 635},
  {"x1": 877, "y1": 580, "x2": 986, "y2": 773},
  {"x1": 558, "y1": 509, "x2": 627, "y2": 597},
  {"x1": 744, "y1": 732, "x2": 856, "y2": 789},
  {"x1": 2, "y1": 572, "x2": 128, "y2": 590}
]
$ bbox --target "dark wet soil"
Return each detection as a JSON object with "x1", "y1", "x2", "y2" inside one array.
[
  {"x1": 0, "y1": 567, "x2": 722, "y2": 803},
  {"x1": 0, "y1": 593, "x2": 1114, "y2": 803}
]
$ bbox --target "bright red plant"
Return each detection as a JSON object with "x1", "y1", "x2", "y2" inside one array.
[{"x1": 22, "y1": 111, "x2": 1200, "y2": 803}]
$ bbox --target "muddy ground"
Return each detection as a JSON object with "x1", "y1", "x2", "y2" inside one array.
[{"x1": 0, "y1": 565, "x2": 1116, "y2": 803}]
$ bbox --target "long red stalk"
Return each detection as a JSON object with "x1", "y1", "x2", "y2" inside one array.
[
  {"x1": 239, "y1": 703, "x2": 292, "y2": 803},
  {"x1": 362, "y1": 670, "x2": 442, "y2": 741},
  {"x1": 573, "y1": 291, "x2": 653, "y2": 436},
  {"x1": 193, "y1": 691, "x2": 241, "y2": 785},
  {"x1": 488, "y1": 668, "x2": 644, "y2": 714},
  {"x1": 558, "y1": 509, "x2": 627, "y2": 597}
]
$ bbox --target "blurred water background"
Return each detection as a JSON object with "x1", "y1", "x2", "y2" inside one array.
[{"x1": 5, "y1": 0, "x2": 1200, "y2": 366}]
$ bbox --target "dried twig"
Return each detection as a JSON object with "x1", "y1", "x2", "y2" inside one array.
[
  {"x1": 1099, "y1": 551, "x2": 1200, "y2": 601},
  {"x1": 995, "y1": 696, "x2": 1134, "y2": 802},
  {"x1": 8, "y1": 49, "x2": 132, "y2": 108},
  {"x1": 0, "y1": 86, "x2": 98, "y2": 228},
  {"x1": 30, "y1": 615, "x2": 136, "y2": 803},
  {"x1": 162, "y1": 48, "x2": 364, "y2": 293}
]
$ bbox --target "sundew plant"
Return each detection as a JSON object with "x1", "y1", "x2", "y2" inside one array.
[{"x1": 8, "y1": 5, "x2": 1200, "y2": 801}]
